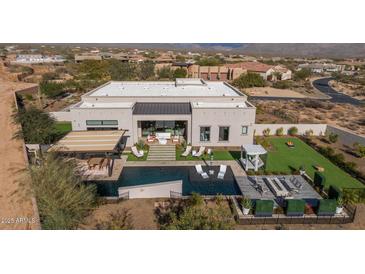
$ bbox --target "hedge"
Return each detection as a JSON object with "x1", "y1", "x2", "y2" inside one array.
[
  {"x1": 314, "y1": 171, "x2": 326, "y2": 189},
  {"x1": 328, "y1": 185, "x2": 342, "y2": 200},
  {"x1": 255, "y1": 200, "x2": 274, "y2": 217},
  {"x1": 317, "y1": 199, "x2": 337, "y2": 216},
  {"x1": 286, "y1": 199, "x2": 305, "y2": 216}
]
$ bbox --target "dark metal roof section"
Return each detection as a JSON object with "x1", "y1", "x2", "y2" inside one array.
[{"x1": 133, "y1": 102, "x2": 192, "y2": 115}]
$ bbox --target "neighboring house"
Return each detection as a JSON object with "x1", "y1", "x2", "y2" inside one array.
[
  {"x1": 75, "y1": 53, "x2": 103, "y2": 63},
  {"x1": 12, "y1": 54, "x2": 66, "y2": 64},
  {"x1": 272, "y1": 65, "x2": 292, "y2": 80},
  {"x1": 186, "y1": 62, "x2": 288, "y2": 81},
  {"x1": 297, "y1": 63, "x2": 345, "y2": 73},
  {"x1": 54, "y1": 79, "x2": 256, "y2": 147},
  {"x1": 225, "y1": 62, "x2": 275, "y2": 81}
]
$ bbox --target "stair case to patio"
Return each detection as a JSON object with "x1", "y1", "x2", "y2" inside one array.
[{"x1": 147, "y1": 144, "x2": 176, "y2": 161}]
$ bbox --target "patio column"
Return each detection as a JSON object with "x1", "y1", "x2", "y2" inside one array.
[
  {"x1": 254, "y1": 154, "x2": 258, "y2": 171},
  {"x1": 246, "y1": 152, "x2": 249, "y2": 171}
]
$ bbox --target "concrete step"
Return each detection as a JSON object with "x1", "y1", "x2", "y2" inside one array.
[{"x1": 147, "y1": 145, "x2": 176, "y2": 161}]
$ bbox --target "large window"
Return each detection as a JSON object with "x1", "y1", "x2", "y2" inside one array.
[
  {"x1": 86, "y1": 120, "x2": 118, "y2": 126},
  {"x1": 241, "y1": 125, "x2": 248, "y2": 135},
  {"x1": 219, "y1": 126, "x2": 230, "y2": 141},
  {"x1": 200, "y1": 126, "x2": 210, "y2": 142}
]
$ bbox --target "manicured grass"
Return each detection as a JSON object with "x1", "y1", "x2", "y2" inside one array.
[
  {"x1": 54, "y1": 122, "x2": 72, "y2": 134},
  {"x1": 124, "y1": 151, "x2": 148, "y2": 161},
  {"x1": 176, "y1": 147, "x2": 240, "y2": 161},
  {"x1": 265, "y1": 137, "x2": 363, "y2": 189}
]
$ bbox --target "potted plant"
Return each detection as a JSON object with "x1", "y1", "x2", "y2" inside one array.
[
  {"x1": 336, "y1": 197, "x2": 344, "y2": 214},
  {"x1": 241, "y1": 197, "x2": 252, "y2": 215}
]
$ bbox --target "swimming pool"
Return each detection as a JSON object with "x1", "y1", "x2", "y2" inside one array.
[{"x1": 92, "y1": 166, "x2": 242, "y2": 197}]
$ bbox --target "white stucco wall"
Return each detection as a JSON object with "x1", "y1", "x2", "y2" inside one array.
[
  {"x1": 49, "y1": 111, "x2": 73, "y2": 122},
  {"x1": 118, "y1": 180, "x2": 182, "y2": 199},
  {"x1": 191, "y1": 107, "x2": 256, "y2": 146},
  {"x1": 253, "y1": 124, "x2": 327, "y2": 136},
  {"x1": 69, "y1": 108, "x2": 134, "y2": 146}
]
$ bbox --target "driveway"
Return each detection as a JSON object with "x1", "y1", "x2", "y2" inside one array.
[{"x1": 312, "y1": 77, "x2": 363, "y2": 106}]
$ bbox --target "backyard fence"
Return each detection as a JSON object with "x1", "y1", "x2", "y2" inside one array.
[{"x1": 235, "y1": 204, "x2": 356, "y2": 225}]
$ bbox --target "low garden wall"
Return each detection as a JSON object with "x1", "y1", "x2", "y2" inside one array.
[
  {"x1": 253, "y1": 124, "x2": 327, "y2": 136},
  {"x1": 326, "y1": 125, "x2": 365, "y2": 146}
]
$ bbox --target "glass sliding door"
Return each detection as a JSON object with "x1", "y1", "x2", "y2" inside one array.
[{"x1": 200, "y1": 126, "x2": 210, "y2": 142}]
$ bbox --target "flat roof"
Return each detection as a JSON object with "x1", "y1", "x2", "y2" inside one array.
[
  {"x1": 192, "y1": 102, "x2": 247, "y2": 109},
  {"x1": 87, "y1": 80, "x2": 242, "y2": 97},
  {"x1": 76, "y1": 102, "x2": 134, "y2": 109},
  {"x1": 48, "y1": 130, "x2": 126, "y2": 153}
]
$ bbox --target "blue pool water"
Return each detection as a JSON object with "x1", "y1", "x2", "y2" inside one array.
[{"x1": 92, "y1": 166, "x2": 242, "y2": 197}]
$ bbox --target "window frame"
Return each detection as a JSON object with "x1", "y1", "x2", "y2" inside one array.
[
  {"x1": 199, "y1": 126, "x2": 211, "y2": 142},
  {"x1": 218, "y1": 126, "x2": 230, "y2": 142},
  {"x1": 241, "y1": 125, "x2": 249, "y2": 135}
]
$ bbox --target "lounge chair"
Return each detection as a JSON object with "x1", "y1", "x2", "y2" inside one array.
[
  {"x1": 172, "y1": 136, "x2": 180, "y2": 143},
  {"x1": 131, "y1": 146, "x2": 144, "y2": 158},
  {"x1": 193, "y1": 146, "x2": 205, "y2": 157},
  {"x1": 181, "y1": 146, "x2": 192, "y2": 157},
  {"x1": 195, "y1": 164, "x2": 209, "y2": 179},
  {"x1": 217, "y1": 165, "x2": 227, "y2": 179}
]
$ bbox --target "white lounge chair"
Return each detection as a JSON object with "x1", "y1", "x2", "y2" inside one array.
[
  {"x1": 217, "y1": 165, "x2": 227, "y2": 179},
  {"x1": 193, "y1": 146, "x2": 205, "y2": 157},
  {"x1": 195, "y1": 164, "x2": 209, "y2": 179},
  {"x1": 131, "y1": 146, "x2": 144, "y2": 158},
  {"x1": 181, "y1": 146, "x2": 192, "y2": 157}
]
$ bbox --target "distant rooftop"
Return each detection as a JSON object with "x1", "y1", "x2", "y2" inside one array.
[{"x1": 87, "y1": 79, "x2": 242, "y2": 97}]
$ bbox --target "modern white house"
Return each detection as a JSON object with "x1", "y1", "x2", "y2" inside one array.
[{"x1": 54, "y1": 79, "x2": 256, "y2": 148}]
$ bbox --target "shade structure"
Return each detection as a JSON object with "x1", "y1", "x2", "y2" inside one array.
[
  {"x1": 240, "y1": 144, "x2": 267, "y2": 171},
  {"x1": 48, "y1": 130, "x2": 126, "y2": 153}
]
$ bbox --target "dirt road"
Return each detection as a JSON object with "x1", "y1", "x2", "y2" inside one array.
[{"x1": 0, "y1": 76, "x2": 40, "y2": 229}]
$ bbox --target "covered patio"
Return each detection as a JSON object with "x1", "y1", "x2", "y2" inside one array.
[{"x1": 48, "y1": 130, "x2": 127, "y2": 177}]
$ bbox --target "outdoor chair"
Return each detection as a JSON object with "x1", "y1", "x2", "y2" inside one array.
[
  {"x1": 131, "y1": 146, "x2": 144, "y2": 158},
  {"x1": 193, "y1": 146, "x2": 205, "y2": 157},
  {"x1": 147, "y1": 135, "x2": 155, "y2": 143},
  {"x1": 195, "y1": 164, "x2": 209, "y2": 179},
  {"x1": 217, "y1": 165, "x2": 227, "y2": 179},
  {"x1": 181, "y1": 146, "x2": 192, "y2": 157}
]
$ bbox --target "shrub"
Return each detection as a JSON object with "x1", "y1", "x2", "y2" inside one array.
[
  {"x1": 353, "y1": 143, "x2": 365, "y2": 158},
  {"x1": 314, "y1": 171, "x2": 326, "y2": 189},
  {"x1": 317, "y1": 199, "x2": 337, "y2": 216},
  {"x1": 286, "y1": 199, "x2": 305, "y2": 216},
  {"x1": 294, "y1": 68, "x2": 311, "y2": 81},
  {"x1": 232, "y1": 72, "x2": 266, "y2": 89},
  {"x1": 29, "y1": 153, "x2": 97, "y2": 229},
  {"x1": 276, "y1": 127, "x2": 284, "y2": 136},
  {"x1": 287, "y1": 126, "x2": 298, "y2": 136},
  {"x1": 262, "y1": 128, "x2": 271, "y2": 136},
  {"x1": 328, "y1": 185, "x2": 343, "y2": 200},
  {"x1": 255, "y1": 200, "x2": 274, "y2": 217},
  {"x1": 173, "y1": 68, "x2": 187, "y2": 79},
  {"x1": 40, "y1": 81, "x2": 65, "y2": 98},
  {"x1": 305, "y1": 129, "x2": 313, "y2": 137},
  {"x1": 272, "y1": 80, "x2": 292, "y2": 89},
  {"x1": 328, "y1": 132, "x2": 339, "y2": 143}
]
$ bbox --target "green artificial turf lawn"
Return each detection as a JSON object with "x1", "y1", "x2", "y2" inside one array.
[
  {"x1": 124, "y1": 151, "x2": 148, "y2": 161},
  {"x1": 266, "y1": 137, "x2": 363, "y2": 189},
  {"x1": 54, "y1": 122, "x2": 72, "y2": 134}
]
